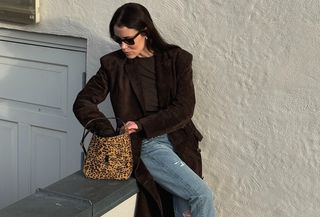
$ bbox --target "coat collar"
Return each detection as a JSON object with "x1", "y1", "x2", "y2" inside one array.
[{"x1": 124, "y1": 52, "x2": 172, "y2": 112}]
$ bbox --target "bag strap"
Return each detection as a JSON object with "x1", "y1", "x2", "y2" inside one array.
[{"x1": 80, "y1": 117, "x2": 124, "y2": 156}]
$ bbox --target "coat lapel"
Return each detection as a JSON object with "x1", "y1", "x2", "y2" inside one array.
[
  {"x1": 155, "y1": 52, "x2": 172, "y2": 108},
  {"x1": 124, "y1": 59, "x2": 145, "y2": 111}
]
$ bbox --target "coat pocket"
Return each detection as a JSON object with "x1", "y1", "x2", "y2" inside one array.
[{"x1": 185, "y1": 121, "x2": 203, "y2": 141}]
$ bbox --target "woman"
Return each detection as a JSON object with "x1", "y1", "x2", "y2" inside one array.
[{"x1": 73, "y1": 3, "x2": 215, "y2": 217}]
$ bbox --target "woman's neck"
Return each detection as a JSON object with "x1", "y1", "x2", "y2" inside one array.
[{"x1": 138, "y1": 47, "x2": 154, "y2": 58}]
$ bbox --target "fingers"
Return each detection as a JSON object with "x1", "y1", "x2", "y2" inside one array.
[
  {"x1": 122, "y1": 121, "x2": 138, "y2": 134},
  {"x1": 128, "y1": 128, "x2": 136, "y2": 134},
  {"x1": 126, "y1": 121, "x2": 138, "y2": 130}
]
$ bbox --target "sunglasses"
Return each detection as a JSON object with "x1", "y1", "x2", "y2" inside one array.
[{"x1": 112, "y1": 31, "x2": 141, "y2": 45}]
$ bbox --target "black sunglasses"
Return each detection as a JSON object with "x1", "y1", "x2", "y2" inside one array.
[{"x1": 112, "y1": 31, "x2": 141, "y2": 45}]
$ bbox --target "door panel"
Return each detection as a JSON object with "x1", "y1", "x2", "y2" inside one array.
[
  {"x1": 31, "y1": 126, "x2": 67, "y2": 192},
  {"x1": 0, "y1": 56, "x2": 68, "y2": 112},
  {"x1": 0, "y1": 120, "x2": 18, "y2": 208},
  {"x1": 0, "y1": 30, "x2": 86, "y2": 209}
]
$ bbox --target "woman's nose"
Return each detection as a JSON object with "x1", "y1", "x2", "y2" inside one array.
[{"x1": 120, "y1": 42, "x2": 128, "y2": 49}]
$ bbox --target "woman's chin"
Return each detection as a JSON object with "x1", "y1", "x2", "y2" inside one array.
[{"x1": 124, "y1": 52, "x2": 137, "y2": 59}]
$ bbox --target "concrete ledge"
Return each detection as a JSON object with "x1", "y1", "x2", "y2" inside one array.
[{"x1": 0, "y1": 171, "x2": 138, "y2": 217}]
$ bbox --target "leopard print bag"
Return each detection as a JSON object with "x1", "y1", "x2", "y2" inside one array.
[{"x1": 80, "y1": 118, "x2": 133, "y2": 180}]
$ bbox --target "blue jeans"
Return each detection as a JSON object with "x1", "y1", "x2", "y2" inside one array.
[{"x1": 140, "y1": 134, "x2": 215, "y2": 217}]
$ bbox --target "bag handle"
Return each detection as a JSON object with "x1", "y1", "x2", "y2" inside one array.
[{"x1": 80, "y1": 117, "x2": 125, "y2": 156}]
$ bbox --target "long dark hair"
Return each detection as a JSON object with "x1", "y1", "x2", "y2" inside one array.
[{"x1": 109, "y1": 3, "x2": 176, "y2": 52}]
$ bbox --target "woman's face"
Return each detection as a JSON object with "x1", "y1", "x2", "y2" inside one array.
[{"x1": 113, "y1": 25, "x2": 151, "y2": 59}]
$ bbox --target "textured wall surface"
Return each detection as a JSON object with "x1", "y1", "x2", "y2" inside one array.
[{"x1": 1, "y1": 1, "x2": 320, "y2": 216}]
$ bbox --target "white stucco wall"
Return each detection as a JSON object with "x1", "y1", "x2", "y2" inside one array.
[{"x1": 1, "y1": 1, "x2": 320, "y2": 216}]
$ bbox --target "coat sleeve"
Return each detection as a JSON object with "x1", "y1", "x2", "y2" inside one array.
[
  {"x1": 139, "y1": 49, "x2": 196, "y2": 138},
  {"x1": 72, "y1": 60, "x2": 115, "y2": 136}
]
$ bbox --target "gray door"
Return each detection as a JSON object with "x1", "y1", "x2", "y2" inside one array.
[{"x1": 0, "y1": 29, "x2": 86, "y2": 209}]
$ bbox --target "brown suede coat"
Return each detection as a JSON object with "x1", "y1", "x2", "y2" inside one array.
[{"x1": 73, "y1": 46, "x2": 203, "y2": 217}]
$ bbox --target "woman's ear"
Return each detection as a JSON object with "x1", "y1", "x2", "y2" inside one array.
[{"x1": 141, "y1": 28, "x2": 148, "y2": 36}]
